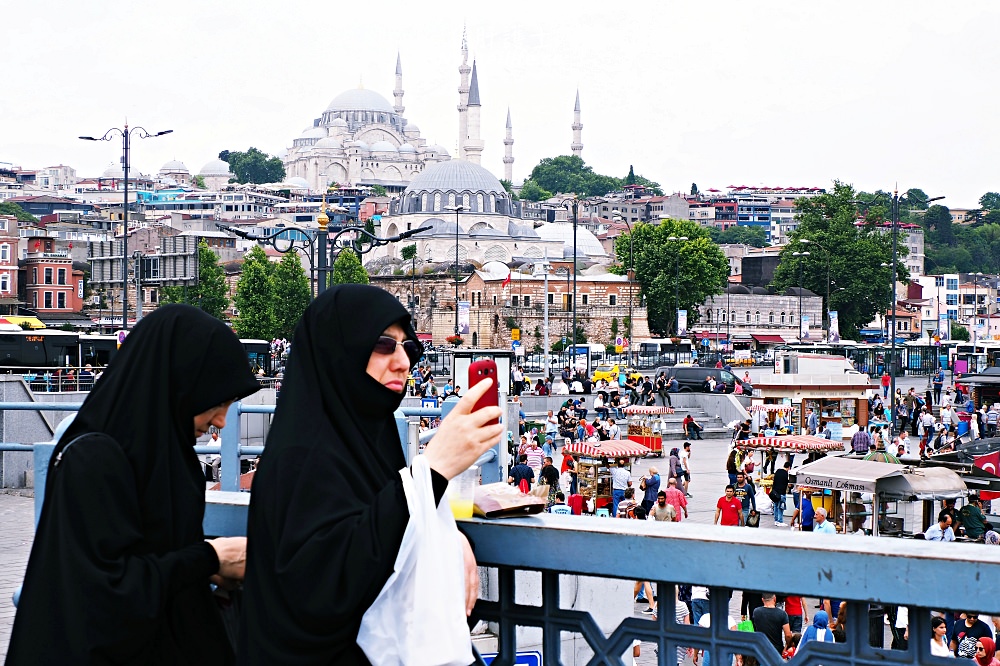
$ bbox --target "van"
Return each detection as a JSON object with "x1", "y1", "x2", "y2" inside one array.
[{"x1": 659, "y1": 366, "x2": 745, "y2": 393}]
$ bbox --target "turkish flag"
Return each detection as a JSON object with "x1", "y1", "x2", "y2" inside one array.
[
  {"x1": 501, "y1": 272, "x2": 511, "y2": 289},
  {"x1": 34, "y1": 241, "x2": 40, "y2": 250},
  {"x1": 974, "y1": 451, "x2": 1000, "y2": 500}
]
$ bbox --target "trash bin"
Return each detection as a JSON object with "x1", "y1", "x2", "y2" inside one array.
[
  {"x1": 958, "y1": 411, "x2": 971, "y2": 437},
  {"x1": 868, "y1": 604, "x2": 885, "y2": 648}
]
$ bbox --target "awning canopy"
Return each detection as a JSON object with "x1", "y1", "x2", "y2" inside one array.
[
  {"x1": 695, "y1": 331, "x2": 728, "y2": 340},
  {"x1": 563, "y1": 439, "x2": 651, "y2": 459},
  {"x1": 752, "y1": 334, "x2": 786, "y2": 344},
  {"x1": 623, "y1": 406, "x2": 673, "y2": 415},
  {"x1": 749, "y1": 404, "x2": 795, "y2": 413},
  {"x1": 5, "y1": 316, "x2": 45, "y2": 329},
  {"x1": 792, "y1": 456, "x2": 968, "y2": 500},
  {"x1": 737, "y1": 435, "x2": 843, "y2": 454}
]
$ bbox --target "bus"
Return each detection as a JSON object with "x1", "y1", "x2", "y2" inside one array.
[
  {"x1": 952, "y1": 341, "x2": 1000, "y2": 374},
  {"x1": 634, "y1": 338, "x2": 693, "y2": 368},
  {"x1": 566, "y1": 343, "x2": 605, "y2": 372}
]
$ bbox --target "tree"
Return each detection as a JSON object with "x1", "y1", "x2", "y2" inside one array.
[
  {"x1": 709, "y1": 225, "x2": 768, "y2": 248},
  {"x1": 924, "y1": 205, "x2": 954, "y2": 246},
  {"x1": 271, "y1": 251, "x2": 310, "y2": 340},
  {"x1": 331, "y1": 249, "x2": 369, "y2": 285},
  {"x1": 220, "y1": 147, "x2": 285, "y2": 184},
  {"x1": 159, "y1": 240, "x2": 229, "y2": 319},
  {"x1": 614, "y1": 219, "x2": 728, "y2": 336},
  {"x1": 369, "y1": 184, "x2": 387, "y2": 197},
  {"x1": 626, "y1": 165, "x2": 636, "y2": 185},
  {"x1": 518, "y1": 179, "x2": 552, "y2": 202},
  {"x1": 499, "y1": 179, "x2": 519, "y2": 201},
  {"x1": 0, "y1": 201, "x2": 37, "y2": 223},
  {"x1": 691, "y1": 183, "x2": 699, "y2": 196},
  {"x1": 234, "y1": 246, "x2": 276, "y2": 339},
  {"x1": 951, "y1": 320, "x2": 971, "y2": 342},
  {"x1": 980, "y1": 192, "x2": 1000, "y2": 210},
  {"x1": 191, "y1": 175, "x2": 206, "y2": 189},
  {"x1": 771, "y1": 181, "x2": 902, "y2": 339}
]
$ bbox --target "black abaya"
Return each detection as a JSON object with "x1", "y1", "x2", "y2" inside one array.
[
  {"x1": 238, "y1": 285, "x2": 424, "y2": 665},
  {"x1": 6, "y1": 305, "x2": 260, "y2": 665}
]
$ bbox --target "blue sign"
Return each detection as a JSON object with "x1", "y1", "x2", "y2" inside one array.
[
  {"x1": 480, "y1": 651, "x2": 541, "y2": 666},
  {"x1": 702, "y1": 339, "x2": 711, "y2": 347}
]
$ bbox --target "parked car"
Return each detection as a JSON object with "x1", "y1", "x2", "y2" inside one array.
[
  {"x1": 658, "y1": 366, "x2": 745, "y2": 393},
  {"x1": 591, "y1": 364, "x2": 643, "y2": 384}
]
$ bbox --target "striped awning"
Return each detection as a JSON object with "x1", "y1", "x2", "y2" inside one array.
[
  {"x1": 749, "y1": 404, "x2": 794, "y2": 413},
  {"x1": 563, "y1": 439, "x2": 651, "y2": 458},
  {"x1": 736, "y1": 435, "x2": 843, "y2": 453},
  {"x1": 624, "y1": 406, "x2": 674, "y2": 415}
]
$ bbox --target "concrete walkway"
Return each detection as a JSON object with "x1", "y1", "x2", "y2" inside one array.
[{"x1": 0, "y1": 492, "x2": 34, "y2": 662}]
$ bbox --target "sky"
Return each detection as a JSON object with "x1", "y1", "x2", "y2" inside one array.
[{"x1": 2, "y1": 1, "x2": 999, "y2": 208}]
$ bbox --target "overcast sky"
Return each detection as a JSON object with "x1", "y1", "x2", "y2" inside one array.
[{"x1": 2, "y1": 1, "x2": 998, "y2": 208}]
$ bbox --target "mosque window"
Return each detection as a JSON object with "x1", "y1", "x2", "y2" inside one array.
[
  {"x1": 769, "y1": 311, "x2": 774, "y2": 324},
  {"x1": 524, "y1": 296, "x2": 531, "y2": 307},
  {"x1": 780, "y1": 312, "x2": 786, "y2": 324},
  {"x1": 582, "y1": 294, "x2": 589, "y2": 306},
  {"x1": 477, "y1": 193, "x2": 484, "y2": 211},
  {"x1": 745, "y1": 311, "x2": 751, "y2": 323},
  {"x1": 730, "y1": 310, "x2": 736, "y2": 323},
  {"x1": 721, "y1": 310, "x2": 726, "y2": 322},
  {"x1": 489, "y1": 194, "x2": 496, "y2": 213},
  {"x1": 609, "y1": 294, "x2": 617, "y2": 306},
  {"x1": 422, "y1": 194, "x2": 428, "y2": 210},
  {"x1": 448, "y1": 193, "x2": 455, "y2": 207},
  {"x1": 755, "y1": 311, "x2": 761, "y2": 324},
  {"x1": 463, "y1": 193, "x2": 471, "y2": 209},
  {"x1": 434, "y1": 193, "x2": 442, "y2": 209}
]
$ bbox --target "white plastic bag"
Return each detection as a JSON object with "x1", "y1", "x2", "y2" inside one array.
[{"x1": 357, "y1": 455, "x2": 473, "y2": 666}]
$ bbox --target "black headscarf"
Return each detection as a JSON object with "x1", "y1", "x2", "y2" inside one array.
[
  {"x1": 239, "y1": 284, "x2": 420, "y2": 665},
  {"x1": 7, "y1": 304, "x2": 260, "y2": 665}
]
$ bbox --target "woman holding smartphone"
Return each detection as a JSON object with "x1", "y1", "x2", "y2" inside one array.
[{"x1": 239, "y1": 285, "x2": 503, "y2": 664}]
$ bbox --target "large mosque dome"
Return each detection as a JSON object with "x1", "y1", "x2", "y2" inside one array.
[
  {"x1": 326, "y1": 87, "x2": 395, "y2": 113},
  {"x1": 199, "y1": 159, "x2": 233, "y2": 177},
  {"x1": 405, "y1": 160, "x2": 505, "y2": 197}
]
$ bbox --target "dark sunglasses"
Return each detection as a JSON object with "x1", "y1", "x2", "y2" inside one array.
[{"x1": 372, "y1": 336, "x2": 422, "y2": 366}]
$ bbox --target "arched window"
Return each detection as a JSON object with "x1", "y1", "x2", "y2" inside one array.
[
  {"x1": 472, "y1": 331, "x2": 478, "y2": 346},
  {"x1": 780, "y1": 312, "x2": 786, "y2": 324},
  {"x1": 745, "y1": 310, "x2": 751, "y2": 324},
  {"x1": 721, "y1": 310, "x2": 727, "y2": 323},
  {"x1": 706, "y1": 309, "x2": 713, "y2": 323},
  {"x1": 769, "y1": 311, "x2": 775, "y2": 324},
  {"x1": 755, "y1": 310, "x2": 761, "y2": 324},
  {"x1": 448, "y1": 192, "x2": 456, "y2": 207},
  {"x1": 730, "y1": 310, "x2": 736, "y2": 323},
  {"x1": 434, "y1": 192, "x2": 441, "y2": 210}
]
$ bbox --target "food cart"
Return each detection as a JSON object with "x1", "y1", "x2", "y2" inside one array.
[
  {"x1": 734, "y1": 434, "x2": 845, "y2": 498},
  {"x1": 748, "y1": 404, "x2": 797, "y2": 434},
  {"x1": 562, "y1": 439, "x2": 651, "y2": 515},
  {"x1": 792, "y1": 456, "x2": 968, "y2": 536},
  {"x1": 623, "y1": 405, "x2": 673, "y2": 456}
]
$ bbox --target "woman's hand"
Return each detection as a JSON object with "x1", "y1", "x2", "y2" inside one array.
[
  {"x1": 424, "y1": 379, "x2": 504, "y2": 480},
  {"x1": 459, "y1": 531, "x2": 479, "y2": 616},
  {"x1": 207, "y1": 536, "x2": 247, "y2": 580}
]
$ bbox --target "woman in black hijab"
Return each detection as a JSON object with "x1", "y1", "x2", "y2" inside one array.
[
  {"x1": 239, "y1": 284, "x2": 502, "y2": 664},
  {"x1": 6, "y1": 305, "x2": 261, "y2": 665}
]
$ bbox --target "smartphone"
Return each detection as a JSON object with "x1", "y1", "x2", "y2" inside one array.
[{"x1": 468, "y1": 359, "x2": 500, "y2": 425}]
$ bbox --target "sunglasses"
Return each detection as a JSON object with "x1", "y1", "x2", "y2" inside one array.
[
  {"x1": 372, "y1": 336, "x2": 422, "y2": 366},
  {"x1": 978, "y1": 645, "x2": 986, "y2": 652}
]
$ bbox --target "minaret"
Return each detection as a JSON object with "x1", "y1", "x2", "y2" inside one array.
[
  {"x1": 393, "y1": 52, "x2": 404, "y2": 115},
  {"x1": 571, "y1": 89, "x2": 583, "y2": 157},
  {"x1": 503, "y1": 108, "x2": 514, "y2": 182},
  {"x1": 457, "y1": 28, "x2": 471, "y2": 158},
  {"x1": 464, "y1": 60, "x2": 484, "y2": 165}
]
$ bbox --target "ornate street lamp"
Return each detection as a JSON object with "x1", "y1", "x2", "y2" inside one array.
[
  {"x1": 443, "y1": 205, "x2": 465, "y2": 336},
  {"x1": 792, "y1": 251, "x2": 810, "y2": 341}
]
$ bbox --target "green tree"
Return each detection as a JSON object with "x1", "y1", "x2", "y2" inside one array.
[
  {"x1": 500, "y1": 179, "x2": 519, "y2": 201},
  {"x1": 159, "y1": 240, "x2": 229, "y2": 319},
  {"x1": 771, "y1": 181, "x2": 901, "y2": 339},
  {"x1": 614, "y1": 219, "x2": 728, "y2": 336},
  {"x1": 517, "y1": 179, "x2": 552, "y2": 202},
  {"x1": 220, "y1": 147, "x2": 285, "y2": 184},
  {"x1": 950, "y1": 320, "x2": 971, "y2": 342},
  {"x1": 270, "y1": 251, "x2": 310, "y2": 339},
  {"x1": 331, "y1": 249, "x2": 369, "y2": 285},
  {"x1": 234, "y1": 246, "x2": 276, "y2": 338},
  {"x1": 529, "y1": 155, "x2": 616, "y2": 197},
  {"x1": 631, "y1": 174, "x2": 663, "y2": 196},
  {"x1": 691, "y1": 183, "x2": 699, "y2": 196},
  {"x1": 0, "y1": 201, "x2": 37, "y2": 223},
  {"x1": 368, "y1": 184, "x2": 387, "y2": 197},
  {"x1": 626, "y1": 165, "x2": 636, "y2": 185},
  {"x1": 924, "y1": 205, "x2": 954, "y2": 246},
  {"x1": 191, "y1": 175, "x2": 206, "y2": 189},
  {"x1": 980, "y1": 192, "x2": 1000, "y2": 210},
  {"x1": 710, "y1": 225, "x2": 768, "y2": 247}
]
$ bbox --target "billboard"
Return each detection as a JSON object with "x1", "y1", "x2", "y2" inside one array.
[
  {"x1": 828, "y1": 310, "x2": 840, "y2": 343},
  {"x1": 677, "y1": 309, "x2": 688, "y2": 337}
]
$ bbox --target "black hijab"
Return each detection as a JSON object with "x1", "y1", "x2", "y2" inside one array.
[
  {"x1": 239, "y1": 285, "x2": 421, "y2": 665},
  {"x1": 7, "y1": 304, "x2": 260, "y2": 665}
]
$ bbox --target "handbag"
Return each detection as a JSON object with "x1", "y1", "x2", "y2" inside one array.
[
  {"x1": 639, "y1": 477, "x2": 647, "y2": 491},
  {"x1": 357, "y1": 456, "x2": 473, "y2": 666},
  {"x1": 746, "y1": 510, "x2": 760, "y2": 528},
  {"x1": 737, "y1": 619, "x2": 754, "y2": 632}
]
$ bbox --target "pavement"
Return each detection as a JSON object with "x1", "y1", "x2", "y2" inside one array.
[{"x1": 0, "y1": 367, "x2": 936, "y2": 662}]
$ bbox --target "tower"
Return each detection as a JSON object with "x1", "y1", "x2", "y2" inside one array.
[
  {"x1": 503, "y1": 108, "x2": 514, "y2": 183},
  {"x1": 457, "y1": 28, "x2": 471, "y2": 159},
  {"x1": 393, "y1": 52, "x2": 404, "y2": 115},
  {"x1": 571, "y1": 89, "x2": 583, "y2": 158},
  {"x1": 464, "y1": 60, "x2": 484, "y2": 165}
]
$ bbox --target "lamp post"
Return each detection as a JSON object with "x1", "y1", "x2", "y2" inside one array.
[
  {"x1": 80, "y1": 125, "x2": 172, "y2": 330},
  {"x1": 792, "y1": 251, "x2": 810, "y2": 341},
  {"x1": 444, "y1": 205, "x2": 465, "y2": 337},
  {"x1": 974, "y1": 272, "x2": 984, "y2": 343},
  {"x1": 667, "y1": 236, "x2": 688, "y2": 336},
  {"x1": 612, "y1": 210, "x2": 635, "y2": 356},
  {"x1": 533, "y1": 253, "x2": 552, "y2": 379},
  {"x1": 880, "y1": 262, "x2": 890, "y2": 343},
  {"x1": 567, "y1": 199, "x2": 579, "y2": 355},
  {"x1": 798, "y1": 239, "x2": 831, "y2": 337}
]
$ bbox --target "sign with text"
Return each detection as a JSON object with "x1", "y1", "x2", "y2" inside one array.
[{"x1": 481, "y1": 651, "x2": 541, "y2": 666}]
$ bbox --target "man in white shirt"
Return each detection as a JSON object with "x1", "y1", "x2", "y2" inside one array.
[
  {"x1": 610, "y1": 458, "x2": 632, "y2": 517},
  {"x1": 813, "y1": 507, "x2": 837, "y2": 534},
  {"x1": 607, "y1": 418, "x2": 622, "y2": 440},
  {"x1": 924, "y1": 511, "x2": 956, "y2": 542},
  {"x1": 679, "y1": 442, "x2": 692, "y2": 496}
]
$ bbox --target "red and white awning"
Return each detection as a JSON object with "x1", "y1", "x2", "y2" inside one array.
[
  {"x1": 736, "y1": 435, "x2": 843, "y2": 453},
  {"x1": 563, "y1": 439, "x2": 652, "y2": 458},
  {"x1": 749, "y1": 404, "x2": 795, "y2": 413},
  {"x1": 624, "y1": 406, "x2": 674, "y2": 415}
]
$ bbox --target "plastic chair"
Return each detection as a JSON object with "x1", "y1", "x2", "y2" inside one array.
[{"x1": 595, "y1": 507, "x2": 611, "y2": 518}]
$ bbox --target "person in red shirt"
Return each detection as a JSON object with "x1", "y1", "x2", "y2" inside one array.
[
  {"x1": 880, "y1": 370, "x2": 891, "y2": 399},
  {"x1": 714, "y1": 486, "x2": 744, "y2": 526}
]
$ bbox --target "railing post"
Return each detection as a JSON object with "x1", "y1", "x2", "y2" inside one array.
[{"x1": 220, "y1": 402, "x2": 241, "y2": 491}]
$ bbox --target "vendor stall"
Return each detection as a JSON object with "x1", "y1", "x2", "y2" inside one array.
[
  {"x1": 734, "y1": 434, "x2": 845, "y2": 497},
  {"x1": 623, "y1": 405, "x2": 673, "y2": 456},
  {"x1": 748, "y1": 404, "x2": 797, "y2": 434},
  {"x1": 792, "y1": 456, "x2": 968, "y2": 536},
  {"x1": 562, "y1": 439, "x2": 651, "y2": 514}
]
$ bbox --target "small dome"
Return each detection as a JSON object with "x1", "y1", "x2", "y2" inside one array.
[
  {"x1": 370, "y1": 140, "x2": 398, "y2": 153},
  {"x1": 102, "y1": 163, "x2": 124, "y2": 179},
  {"x1": 329, "y1": 117, "x2": 348, "y2": 128},
  {"x1": 398, "y1": 143, "x2": 416, "y2": 153},
  {"x1": 325, "y1": 87, "x2": 395, "y2": 114},
  {"x1": 276, "y1": 148, "x2": 288, "y2": 158},
  {"x1": 725, "y1": 285, "x2": 751, "y2": 295},
  {"x1": 507, "y1": 221, "x2": 539, "y2": 239},
  {"x1": 347, "y1": 140, "x2": 369, "y2": 152},
  {"x1": 199, "y1": 159, "x2": 233, "y2": 177},
  {"x1": 535, "y1": 222, "x2": 607, "y2": 257},
  {"x1": 286, "y1": 177, "x2": 309, "y2": 190},
  {"x1": 404, "y1": 123, "x2": 420, "y2": 134},
  {"x1": 428, "y1": 144, "x2": 450, "y2": 157},
  {"x1": 417, "y1": 217, "x2": 457, "y2": 236},
  {"x1": 481, "y1": 261, "x2": 511, "y2": 279},
  {"x1": 159, "y1": 160, "x2": 188, "y2": 173},
  {"x1": 783, "y1": 286, "x2": 816, "y2": 297},
  {"x1": 300, "y1": 127, "x2": 327, "y2": 139},
  {"x1": 751, "y1": 286, "x2": 770, "y2": 295},
  {"x1": 314, "y1": 137, "x2": 343, "y2": 150}
]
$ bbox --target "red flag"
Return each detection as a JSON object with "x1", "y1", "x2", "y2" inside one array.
[
  {"x1": 68, "y1": 242, "x2": 73, "y2": 249},
  {"x1": 34, "y1": 241, "x2": 40, "y2": 250},
  {"x1": 501, "y1": 272, "x2": 511, "y2": 289},
  {"x1": 974, "y1": 452, "x2": 1000, "y2": 500}
]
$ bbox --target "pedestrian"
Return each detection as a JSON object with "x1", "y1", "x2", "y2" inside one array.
[
  {"x1": 639, "y1": 465, "x2": 661, "y2": 514},
  {"x1": 7, "y1": 305, "x2": 261, "y2": 664},
  {"x1": 238, "y1": 285, "x2": 502, "y2": 663},
  {"x1": 771, "y1": 461, "x2": 790, "y2": 526},
  {"x1": 610, "y1": 458, "x2": 632, "y2": 518},
  {"x1": 715, "y1": 485, "x2": 744, "y2": 526}
]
